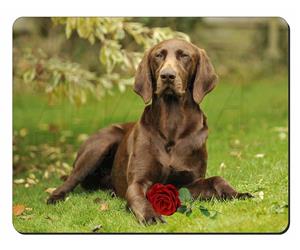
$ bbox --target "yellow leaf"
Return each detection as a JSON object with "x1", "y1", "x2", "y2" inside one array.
[
  {"x1": 19, "y1": 128, "x2": 28, "y2": 137},
  {"x1": 26, "y1": 178, "x2": 36, "y2": 185},
  {"x1": 258, "y1": 191, "x2": 264, "y2": 200},
  {"x1": 99, "y1": 203, "x2": 109, "y2": 211},
  {"x1": 14, "y1": 179, "x2": 25, "y2": 184},
  {"x1": 77, "y1": 133, "x2": 89, "y2": 142},
  {"x1": 45, "y1": 188, "x2": 56, "y2": 194},
  {"x1": 255, "y1": 153, "x2": 265, "y2": 158},
  {"x1": 219, "y1": 162, "x2": 226, "y2": 171}
]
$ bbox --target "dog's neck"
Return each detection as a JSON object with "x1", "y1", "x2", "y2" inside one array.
[{"x1": 142, "y1": 90, "x2": 201, "y2": 142}]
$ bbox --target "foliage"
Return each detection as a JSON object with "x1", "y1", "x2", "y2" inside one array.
[
  {"x1": 177, "y1": 187, "x2": 219, "y2": 218},
  {"x1": 14, "y1": 48, "x2": 114, "y2": 106},
  {"x1": 14, "y1": 18, "x2": 190, "y2": 105}
]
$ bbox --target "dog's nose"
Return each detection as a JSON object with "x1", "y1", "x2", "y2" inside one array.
[{"x1": 160, "y1": 68, "x2": 176, "y2": 83}]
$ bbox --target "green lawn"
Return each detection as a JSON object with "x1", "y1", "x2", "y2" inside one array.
[{"x1": 12, "y1": 76, "x2": 289, "y2": 233}]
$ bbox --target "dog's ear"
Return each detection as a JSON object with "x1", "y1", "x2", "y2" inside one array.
[
  {"x1": 193, "y1": 48, "x2": 218, "y2": 104},
  {"x1": 134, "y1": 50, "x2": 153, "y2": 104}
]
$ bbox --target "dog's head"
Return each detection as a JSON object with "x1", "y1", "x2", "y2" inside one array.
[{"x1": 134, "y1": 39, "x2": 218, "y2": 104}]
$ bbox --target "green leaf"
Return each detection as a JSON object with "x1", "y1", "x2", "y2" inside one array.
[
  {"x1": 178, "y1": 187, "x2": 193, "y2": 203},
  {"x1": 177, "y1": 205, "x2": 188, "y2": 213},
  {"x1": 177, "y1": 205, "x2": 193, "y2": 217},
  {"x1": 185, "y1": 207, "x2": 193, "y2": 217},
  {"x1": 199, "y1": 205, "x2": 210, "y2": 217},
  {"x1": 199, "y1": 205, "x2": 219, "y2": 219}
]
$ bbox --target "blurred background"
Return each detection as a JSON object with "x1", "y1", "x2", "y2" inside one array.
[
  {"x1": 13, "y1": 17, "x2": 288, "y2": 177},
  {"x1": 13, "y1": 17, "x2": 288, "y2": 104}
]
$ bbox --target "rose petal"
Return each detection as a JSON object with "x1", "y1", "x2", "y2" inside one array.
[{"x1": 146, "y1": 183, "x2": 180, "y2": 216}]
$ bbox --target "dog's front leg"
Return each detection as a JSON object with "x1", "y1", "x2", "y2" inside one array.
[
  {"x1": 186, "y1": 176, "x2": 253, "y2": 200},
  {"x1": 126, "y1": 182, "x2": 165, "y2": 225}
]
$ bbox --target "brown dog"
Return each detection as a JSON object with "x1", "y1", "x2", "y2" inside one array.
[{"x1": 47, "y1": 39, "x2": 252, "y2": 224}]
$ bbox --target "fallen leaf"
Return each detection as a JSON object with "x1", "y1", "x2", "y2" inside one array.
[
  {"x1": 92, "y1": 225, "x2": 102, "y2": 232},
  {"x1": 219, "y1": 162, "x2": 226, "y2": 171},
  {"x1": 20, "y1": 215, "x2": 33, "y2": 221},
  {"x1": 62, "y1": 162, "x2": 71, "y2": 170},
  {"x1": 99, "y1": 203, "x2": 109, "y2": 211},
  {"x1": 14, "y1": 178, "x2": 25, "y2": 184},
  {"x1": 55, "y1": 161, "x2": 62, "y2": 167},
  {"x1": 272, "y1": 126, "x2": 288, "y2": 133},
  {"x1": 19, "y1": 128, "x2": 28, "y2": 137},
  {"x1": 233, "y1": 139, "x2": 240, "y2": 146},
  {"x1": 29, "y1": 173, "x2": 36, "y2": 179},
  {"x1": 13, "y1": 204, "x2": 25, "y2": 216},
  {"x1": 45, "y1": 188, "x2": 56, "y2": 194},
  {"x1": 230, "y1": 151, "x2": 242, "y2": 158},
  {"x1": 25, "y1": 207, "x2": 33, "y2": 211},
  {"x1": 230, "y1": 139, "x2": 241, "y2": 147},
  {"x1": 43, "y1": 170, "x2": 49, "y2": 179},
  {"x1": 26, "y1": 178, "x2": 36, "y2": 185},
  {"x1": 258, "y1": 191, "x2": 264, "y2": 200},
  {"x1": 255, "y1": 153, "x2": 265, "y2": 158},
  {"x1": 278, "y1": 132, "x2": 287, "y2": 140},
  {"x1": 77, "y1": 133, "x2": 89, "y2": 142}
]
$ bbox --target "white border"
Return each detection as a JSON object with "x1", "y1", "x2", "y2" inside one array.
[{"x1": 1, "y1": 0, "x2": 298, "y2": 249}]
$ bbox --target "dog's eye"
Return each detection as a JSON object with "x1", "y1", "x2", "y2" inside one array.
[
  {"x1": 155, "y1": 53, "x2": 163, "y2": 59},
  {"x1": 180, "y1": 53, "x2": 190, "y2": 59}
]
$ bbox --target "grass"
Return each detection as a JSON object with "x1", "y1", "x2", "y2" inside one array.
[{"x1": 12, "y1": 75, "x2": 289, "y2": 233}]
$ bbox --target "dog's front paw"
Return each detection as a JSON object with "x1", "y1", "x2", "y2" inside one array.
[
  {"x1": 210, "y1": 176, "x2": 253, "y2": 200},
  {"x1": 130, "y1": 204, "x2": 166, "y2": 225},
  {"x1": 46, "y1": 191, "x2": 66, "y2": 205},
  {"x1": 141, "y1": 210, "x2": 166, "y2": 225},
  {"x1": 236, "y1": 192, "x2": 254, "y2": 200}
]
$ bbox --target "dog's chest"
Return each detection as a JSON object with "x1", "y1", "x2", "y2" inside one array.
[
  {"x1": 153, "y1": 139, "x2": 199, "y2": 185},
  {"x1": 155, "y1": 134, "x2": 201, "y2": 165}
]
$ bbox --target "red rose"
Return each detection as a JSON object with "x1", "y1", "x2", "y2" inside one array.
[{"x1": 146, "y1": 183, "x2": 181, "y2": 216}]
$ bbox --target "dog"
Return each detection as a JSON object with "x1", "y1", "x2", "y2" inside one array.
[{"x1": 47, "y1": 39, "x2": 252, "y2": 224}]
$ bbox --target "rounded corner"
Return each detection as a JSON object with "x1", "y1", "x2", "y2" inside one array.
[
  {"x1": 12, "y1": 219, "x2": 26, "y2": 235},
  {"x1": 275, "y1": 16, "x2": 290, "y2": 31},
  {"x1": 12, "y1": 16, "x2": 27, "y2": 32},
  {"x1": 278, "y1": 218, "x2": 290, "y2": 234}
]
